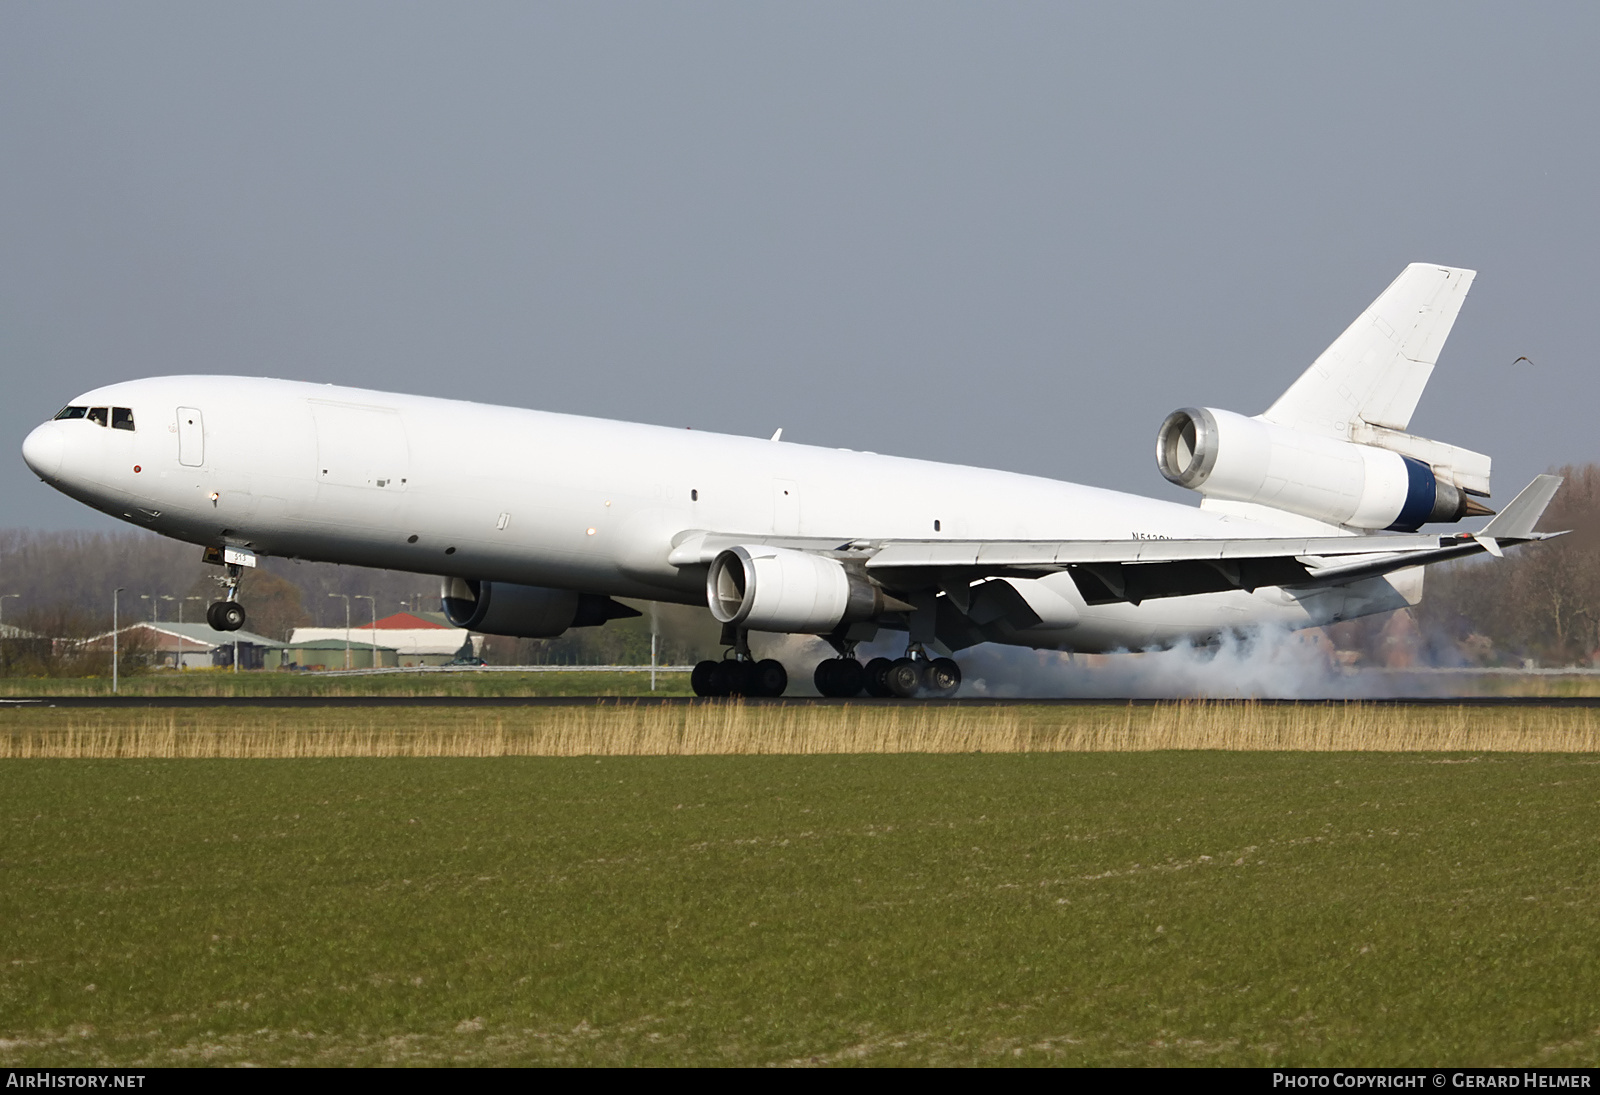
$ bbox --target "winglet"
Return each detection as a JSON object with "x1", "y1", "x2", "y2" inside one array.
[{"x1": 1480, "y1": 475, "x2": 1563, "y2": 539}]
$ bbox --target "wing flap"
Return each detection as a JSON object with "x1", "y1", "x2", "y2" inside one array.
[
  {"x1": 865, "y1": 531, "x2": 1446, "y2": 571},
  {"x1": 1068, "y1": 556, "x2": 1314, "y2": 606}
]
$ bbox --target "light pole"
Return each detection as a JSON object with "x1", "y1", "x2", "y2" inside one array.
[
  {"x1": 355, "y1": 594, "x2": 377, "y2": 669},
  {"x1": 112, "y1": 587, "x2": 125, "y2": 694},
  {"x1": 0, "y1": 593, "x2": 19, "y2": 628},
  {"x1": 328, "y1": 593, "x2": 351, "y2": 670},
  {"x1": 140, "y1": 594, "x2": 171, "y2": 666},
  {"x1": 140, "y1": 593, "x2": 174, "y2": 623}
]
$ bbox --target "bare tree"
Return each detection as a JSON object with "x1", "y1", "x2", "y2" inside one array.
[{"x1": 1411, "y1": 463, "x2": 1600, "y2": 666}]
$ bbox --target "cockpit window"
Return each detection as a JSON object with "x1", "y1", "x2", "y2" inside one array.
[
  {"x1": 86, "y1": 407, "x2": 109, "y2": 427},
  {"x1": 111, "y1": 407, "x2": 135, "y2": 431},
  {"x1": 53, "y1": 406, "x2": 88, "y2": 420}
]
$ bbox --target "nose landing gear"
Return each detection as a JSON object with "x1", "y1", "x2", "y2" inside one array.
[
  {"x1": 205, "y1": 563, "x2": 247, "y2": 632},
  {"x1": 207, "y1": 600, "x2": 246, "y2": 631}
]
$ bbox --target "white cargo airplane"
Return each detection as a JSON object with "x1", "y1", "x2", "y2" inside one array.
[{"x1": 20, "y1": 263, "x2": 1560, "y2": 697}]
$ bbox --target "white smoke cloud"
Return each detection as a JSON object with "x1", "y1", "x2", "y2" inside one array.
[
  {"x1": 756, "y1": 622, "x2": 1460, "y2": 699},
  {"x1": 953, "y1": 624, "x2": 1470, "y2": 699},
  {"x1": 959, "y1": 628, "x2": 1306, "y2": 698}
]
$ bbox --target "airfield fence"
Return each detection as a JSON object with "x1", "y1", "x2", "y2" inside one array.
[{"x1": 318, "y1": 664, "x2": 695, "y2": 676}]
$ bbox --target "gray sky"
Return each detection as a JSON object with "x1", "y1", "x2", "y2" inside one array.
[{"x1": 3, "y1": 2, "x2": 1595, "y2": 530}]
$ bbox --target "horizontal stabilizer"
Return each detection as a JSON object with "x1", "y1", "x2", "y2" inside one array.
[
  {"x1": 1480, "y1": 474, "x2": 1563, "y2": 539},
  {"x1": 1347, "y1": 421, "x2": 1493, "y2": 497}
]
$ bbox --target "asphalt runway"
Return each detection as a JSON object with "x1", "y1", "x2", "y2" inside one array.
[{"x1": 4, "y1": 695, "x2": 1600, "y2": 709}]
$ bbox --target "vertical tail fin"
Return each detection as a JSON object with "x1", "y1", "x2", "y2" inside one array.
[{"x1": 1262, "y1": 263, "x2": 1475, "y2": 437}]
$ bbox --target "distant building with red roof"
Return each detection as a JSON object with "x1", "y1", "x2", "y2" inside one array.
[{"x1": 371, "y1": 611, "x2": 450, "y2": 630}]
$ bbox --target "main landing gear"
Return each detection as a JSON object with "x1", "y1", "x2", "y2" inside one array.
[
  {"x1": 833, "y1": 649, "x2": 960, "y2": 699},
  {"x1": 817, "y1": 628, "x2": 962, "y2": 698},
  {"x1": 690, "y1": 632, "x2": 963, "y2": 700},
  {"x1": 205, "y1": 563, "x2": 247, "y2": 633},
  {"x1": 691, "y1": 626, "x2": 789, "y2": 697},
  {"x1": 690, "y1": 657, "x2": 789, "y2": 698}
]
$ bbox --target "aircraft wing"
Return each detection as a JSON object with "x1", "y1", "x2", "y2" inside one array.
[{"x1": 669, "y1": 475, "x2": 1564, "y2": 608}]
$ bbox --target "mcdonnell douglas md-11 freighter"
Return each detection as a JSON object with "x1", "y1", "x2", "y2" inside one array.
[{"x1": 21, "y1": 264, "x2": 1562, "y2": 697}]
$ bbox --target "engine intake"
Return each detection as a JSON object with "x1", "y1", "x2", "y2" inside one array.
[
  {"x1": 1156, "y1": 406, "x2": 1472, "y2": 531},
  {"x1": 440, "y1": 578, "x2": 639, "y2": 638},
  {"x1": 707, "y1": 545, "x2": 889, "y2": 633}
]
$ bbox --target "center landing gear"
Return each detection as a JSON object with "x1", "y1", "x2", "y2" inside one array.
[
  {"x1": 206, "y1": 563, "x2": 247, "y2": 632},
  {"x1": 691, "y1": 626, "x2": 788, "y2": 697}
]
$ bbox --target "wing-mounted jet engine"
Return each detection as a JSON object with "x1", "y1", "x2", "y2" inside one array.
[
  {"x1": 1156, "y1": 263, "x2": 1495, "y2": 532},
  {"x1": 440, "y1": 578, "x2": 639, "y2": 638},
  {"x1": 706, "y1": 545, "x2": 898, "y2": 632}
]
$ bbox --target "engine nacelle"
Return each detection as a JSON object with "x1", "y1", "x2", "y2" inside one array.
[
  {"x1": 1156, "y1": 407, "x2": 1471, "y2": 531},
  {"x1": 707, "y1": 545, "x2": 887, "y2": 633},
  {"x1": 440, "y1": 578, "x2": 638, "y2": 638}
]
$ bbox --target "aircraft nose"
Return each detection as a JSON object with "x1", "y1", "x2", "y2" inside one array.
[{"x1": 21, "y1": 422, "x2": 64, "y2": 480}]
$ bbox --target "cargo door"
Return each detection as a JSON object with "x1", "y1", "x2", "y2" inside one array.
[
  {"x1": 310, "y1": 401, "x2": 410, "y2": 490},
  {"x1": 177, "y1": 407, "x2": 204, "y2": 467}
]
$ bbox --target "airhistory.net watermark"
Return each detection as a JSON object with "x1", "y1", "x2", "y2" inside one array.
[{"x1": 5, "y1": 1075, "x2": 145, "y2": 1089}]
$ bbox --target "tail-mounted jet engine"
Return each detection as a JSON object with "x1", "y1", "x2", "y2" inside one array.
[
  {"x1": 707, "y1": 544, "x2": 900, "y2": 633},
  {"x1": 1156, "y1": 407, "x2": 1492, "y2": 531},
  {"x1": 441, "y1": 578, "x2": 640, "y2": 638}
]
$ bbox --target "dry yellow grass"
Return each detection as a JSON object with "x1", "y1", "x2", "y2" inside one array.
[{"x1": 3, "y1": 700, "x2": 1599, "y2": 758}]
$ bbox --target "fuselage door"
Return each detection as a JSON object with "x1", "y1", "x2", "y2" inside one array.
[
  {"x1": 177, "y1": 407, "x2": 204, "y2": 467},
  {"x1": 310, "y1": 400, "x2": 410, "y2": 490}
]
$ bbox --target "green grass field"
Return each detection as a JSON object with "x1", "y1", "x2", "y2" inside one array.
[
  {"x1": 0, "y1": 669, "x2": 695, "y2": 698},
  {"x1": 3, "y1": 751, "x2": 1598, "y2": 1066}
]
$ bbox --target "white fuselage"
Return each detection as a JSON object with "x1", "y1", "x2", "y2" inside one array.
[{"x1": 20, "y1": 376, "x2": 1415, "y2": 653}]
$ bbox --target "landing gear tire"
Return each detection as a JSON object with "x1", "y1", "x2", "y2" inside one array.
[
  {"x1": 751, "y1": 659, "x2": 788, "y2": 698},
  {"x1": 207, "y1": 600, "x2": 246, "y2": 632},
  {"x1": 925, "y1": 657, "x2": 962, "y2": 698},
  {"x1": 712, "y1": 659, "x2": 751, "y2": 696},
  {"x1": 885, "y1": 657, "x2": 923, "y2": 699},
  {"x1": 863, "y1": 657, "x2": 894, "y2": 697},
  {"x1": 835, "y1": 658, "x2": 865, "y2": 697},
  {"x1": 691, "y1": 659, "x2": 724, "y2": 697},
  {"x1": 814, "y1": 658, "x2": 865, "y2": 698}
]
